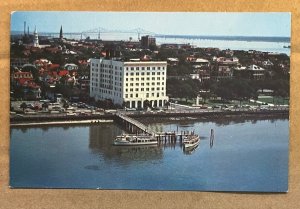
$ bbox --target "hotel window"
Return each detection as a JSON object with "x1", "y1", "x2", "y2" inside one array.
[
  {"x1": 126, "y1": 83, "x2": 128, "y2": 86},
  {"x1": 126, "y1": 78, "x2": 128, "y2": 81},
  {"x1": 152, "y1": 77, "x2": 155, "y2": 80},
  {"x1": 157, "y1": 93, "x2": 160, "y2": 97},
  {"x1": 141, "y1": 78, "x2": 144, "y2": 81},
  {"x1": 157, "y1": 87, "x2": 160, "y2": 90},
  {"x1": 136, "y1": 78, "x2": 139, "y2": 81},
  {"x1": 152, "y1": 72, "x2": 155, "y2": 75},
  {"x1": 125, "y1": 89, "x2": 128, "y2": 92},
  {"x1": 136, "y1": 67, "x2": 139, "y2": 70},
  {"x1": 141, "y1": 88, "x2": 144, "y2": 91},
  {"x1": 162, "y1": 82, "x2": 165, "y2": 85},
  {"x1": 147, "y1": 67, "x2": 150, "y2": 70},
  {"x1": 157, "y1": 77, "x2": 160, "y2": 80},
  {"x1": 126, "y1": 73, "x2": 128, "y2": 76},
  {"x1": 130, "y1": 88, "x2": 133, "y2": 92},
  {"x1": 131, "y1": 67, "x2": 134, "y2": 71},
  {"x1": 136, "y1": 83, "x2": 139, "y2": 86},
  {"x1": 162, "y1": 72, "x2": 165, "y2": 75},
  {"x1": 151, "y1": 88, "x2": 155, "y2": 91},
  {"x1": 130, "y1": 78, "x2": 134, "y2": 81},
  {"x1": 125, "y1": 94, "x2": 128, "y2": 98},
  {"x1": 147, "y1": 72, "x2": 150, "y2": 75},
  {"x1": 130, "y1": 83, "x2": 133, "y2": 86},
  {"x1": 152, "y1": 82, "x2": 155, "y2": 85},
  {"x1": 146, "y1": 88, "x2": 149, "y2": 91},
  {"x1": 136, "y1": 72, "x2": 139, "y2": 76},
  {"x1": 135, "y1": 88, "x2": 139, "y2": 91},
  {"x1": 158, "y1": 67, "x2": 161, "y2": 70},
  {"x1": 141, "y1": 83, "x2": 144, "y2": 86},
  {"x1": 147, "y1": 78, "x2": 150, "y2": 80},
  {"x1": 136, "y1": 94, "x2": 138, "y2": 97},
  {"x1": 131, "y1": 72, "x2": 134, "y2": 76},
  {"x1": 152, "y1": 67, "x2": 155, "y2": 70},
  {"x1": 157, "y1": 72, "x2": 160, "y2": 75},
  {"x1": 142, "y1": 67, "x2": 145, "y2": 70},
  {"x1": 157, "y1": 82, "x2": 160, "y2": 85},
  {"x1": 146, "y1": 93, "x2": 149, "y2": 98},
  {"x1": 130, "y1": 94, "x2": 133, "y2": 98},
  {"x1": 152, "y1": 93, "x2": 154, "y2": 96},
  {"x1": 141, "y1": 72, "x2": 145, "y2": 75}
]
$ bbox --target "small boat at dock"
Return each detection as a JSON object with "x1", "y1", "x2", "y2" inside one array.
[
  {"x1": 114, "y1": 134, "x2": 158, "y2": 146},
  {"x1": 183, "y1": 134, "x2": 200, "y2": 149}
]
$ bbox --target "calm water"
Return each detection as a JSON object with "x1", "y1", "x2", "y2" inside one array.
[{"x1": 10, "y1": 118, "x2": 289, "y2": 192}]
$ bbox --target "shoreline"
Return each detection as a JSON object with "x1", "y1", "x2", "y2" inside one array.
[{"x1": 10, "y1": 109, "x2": 289, "y2": 127}]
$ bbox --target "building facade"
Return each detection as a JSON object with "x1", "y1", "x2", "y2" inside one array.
[
  {"x1": 90, "y1": 58, "x2": 168, "y2": 109},
  {"x1": 141, "y1": 35, "x2": 156, "y2": 49}
]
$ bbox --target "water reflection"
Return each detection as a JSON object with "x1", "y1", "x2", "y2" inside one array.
[
  {"x1": 88, "y1": 124, "x2": 164, "y2": 163},
  {"x1": 183, "y1": 145, "x2": 199, "y2": 155}
]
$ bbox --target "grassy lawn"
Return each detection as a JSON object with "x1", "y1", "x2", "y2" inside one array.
[
  {"x1": 257, "y1": 96, "x2": 289, "y2": 105},
  {"x1": 171, "y1": 96, "x2": 289, "y2": 107}
]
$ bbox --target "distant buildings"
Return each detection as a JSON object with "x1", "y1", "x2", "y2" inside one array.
[
  {"x1": 90, "y1": 58, "x2": 168, "y2": 108},
  {"x1": 141, "y1": 35, "x2": 156, "y2": 49}
]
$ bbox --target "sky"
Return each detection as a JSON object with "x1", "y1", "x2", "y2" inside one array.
[{"x1": 11, "y1": 12, "x2": 291, "y2": 37}]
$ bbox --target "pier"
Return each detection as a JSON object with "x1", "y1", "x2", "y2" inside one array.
[
  {"x1": 115, "y1": 113, "x2": 154, "y2": 135},
  {"x1": 115, "y1": 113, "x2": 199, "y2": 145}
]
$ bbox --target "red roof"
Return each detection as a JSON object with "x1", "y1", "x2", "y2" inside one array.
[
  {"x1": 47, "y1": 64, "x2": 60, "y2": 70},
  {"x1": 58, "y1": 70, "x2": 69, "y2": 77}
]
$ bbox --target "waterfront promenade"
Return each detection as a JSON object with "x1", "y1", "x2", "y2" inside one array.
[{"x1": 10, "y1": 106, "x2": 289, "y2": 126}]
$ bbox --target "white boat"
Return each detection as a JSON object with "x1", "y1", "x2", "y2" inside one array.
[
  {"x1": 114, "y1": 134, "x2": 158, "y2": 146},
  {"x1": 183, "y1": 134, "x2": 200, "y2": 149}
]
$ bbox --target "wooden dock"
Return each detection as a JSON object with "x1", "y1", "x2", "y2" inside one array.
[
  {"x1": 115, "y1": 113, "x2": 198, "y2": 145},
  {"x1": 115, "y1": 113, "x2": 155, "y2": 135}
]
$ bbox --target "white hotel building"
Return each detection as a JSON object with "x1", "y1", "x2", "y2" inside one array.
[{"x1": 90, "y1": 58, "x2": 168, "y2": 109}]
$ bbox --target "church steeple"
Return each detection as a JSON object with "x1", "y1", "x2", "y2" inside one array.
[
  {"x1": 59, "y1": 25, "x2": 63, "y2": 39},
  {"x1": 33, "y1": 26, "x2": 39, "y2": 47}
]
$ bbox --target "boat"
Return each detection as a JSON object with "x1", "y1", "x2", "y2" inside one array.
[
  {"x1": 114, "y1": 134, "x2": 158, "y2": 146},
  {"x1": 183, "y1": 134, "x2": 200, "y2": 149}
]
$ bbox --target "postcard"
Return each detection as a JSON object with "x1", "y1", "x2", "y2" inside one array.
[{"x1": 9, "y1": 12, "x2": 290, "y2": 192}]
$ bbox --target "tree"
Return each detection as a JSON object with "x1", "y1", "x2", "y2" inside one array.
[
  {"x1": 20, "y1": 102, "x2": 27, "y2": 112},
  {"x1": 143, "y1": 99, "x2": 151, "y2": 110}
]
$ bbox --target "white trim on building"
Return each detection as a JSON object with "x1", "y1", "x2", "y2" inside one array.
[{"x1": 90, "y1": 58, "x2": 168, "y2": 108}]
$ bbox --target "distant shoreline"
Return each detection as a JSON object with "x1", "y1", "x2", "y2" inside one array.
[{"x1": 10, "y1": 31, "x2": 290, "y2": 43}]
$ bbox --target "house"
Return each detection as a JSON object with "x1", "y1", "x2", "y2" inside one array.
[
  {"x1": 214, "y1": 57, "x2": 239, "y2": 65},
  {"x1": 167, "y1": 58, "x2": 179, "y2": 66},
  {"x1": 247, "y1": 65, "x2": 265, "y2": 80},
  {"x1": 10, "y1": 58, "x2": 29, "y2": 68},
  {"x1": 64, "y1": 63, "x2": 78, "y2": 71},
  {"x1": 77, "y1": 75, "x2": 90, "y2": 91}
]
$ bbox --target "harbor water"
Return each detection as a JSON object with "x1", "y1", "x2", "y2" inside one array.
[{"x1": 10, "y1": 117, "x2": 289, "y2": 192}]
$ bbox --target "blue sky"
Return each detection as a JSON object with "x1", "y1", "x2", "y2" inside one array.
[{"x1": 11, "y1": 12, "x2": 291, "y2": 37}]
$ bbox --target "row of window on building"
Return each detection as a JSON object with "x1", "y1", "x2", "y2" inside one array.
[
  {"x1": 125, "y1": 71, "x2": 165, "y2": 76},
  {"x1": 125, "y1": 92, "x2": 164, "y2": 98},
  {"x1": 124, "y1": 66, "x2": 165, "y2": 71}
]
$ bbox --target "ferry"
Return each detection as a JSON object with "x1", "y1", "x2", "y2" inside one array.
[
  {"x1": 183, "y1": 134, "x2": 200, "y2": 149},
  {"x1": 114, "y1": 134, "x2": 158, "y2": 146}
]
